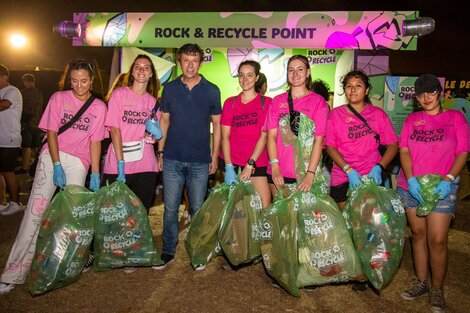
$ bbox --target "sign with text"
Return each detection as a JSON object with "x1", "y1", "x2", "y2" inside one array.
[{"x1": 72, "y1": 11, "x2": 418, "y2": 49}]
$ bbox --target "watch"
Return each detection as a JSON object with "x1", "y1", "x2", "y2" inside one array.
[{"x1": 247, "y1": 158, "x2": 256, "y2": 168}]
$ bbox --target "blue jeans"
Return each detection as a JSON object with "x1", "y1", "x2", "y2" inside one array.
[
  {"x1": 397, "y1": 184, "x2": 459, "y2": 217},
  {"x1": 162, "y1": 159, "x2": 209, "y2": 255}
]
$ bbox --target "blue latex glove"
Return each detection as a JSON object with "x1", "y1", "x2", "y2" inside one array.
[
  {"x1": 434, "y1": 180, "x2": 451, "y2": 200},
  {"x1": 407, "y1": 177, "x2": 424, "y2": 204},
  {"x1": 368, "y1": 165, "x2": 383, "y2": 185},
  {"x1": 145, "y1": 119, "x2": 162, "y2": 140},
  {"x1": 225, "y1": 166, "x2": 238, "y2": 185},
  {"x1": 117, "y1": 161, "x2": 126, "y2": 183},
  {"x1": 347, "y1": 169, "x2": 362, "y2": 189},
  {"x1": 53, "y1": 164, "x2": 66, "y2": 189},
  {"x1": 89, "y1": 173, "x2": 101, "y2": 192}
]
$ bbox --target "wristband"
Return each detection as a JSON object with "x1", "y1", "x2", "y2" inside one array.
[
  {"x1": 225, "y1": 163, "x2": 234, "y2": 168},
  {"x1": 156, "y1": 151, "x2": 163, "y2": 157},
  {"x1": 117, "y1": 160, "x2": 125, "y2": 164},
  {"x1": 345, "y1": 167, "x2": 353, "y2": 174},
  {"x1": 342, "y1": 164, "x2": 350, "y2": 172},
  {"x1": 376, "y1": 163, "x2": 385, "y2": 171},
  {"x1": 53, "y1": 161, "x2": 61, "y2": 167},
  {"x1": 445, "y1": 174, "x2": 456, "y2": 182},
  {"x1": 269, "y1": 159, "x2": 279, "y2": 164}
]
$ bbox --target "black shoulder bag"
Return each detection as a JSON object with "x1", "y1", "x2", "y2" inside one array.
[
  {"x1": 287, "y1": 92, "x2": 301, "y2": 136},
  {"x1": 347, "y1": 104, "x2": 387, "y2": 156},
  {"x1": 29, "y1": 95, "x2": 96, "y2": 177}
]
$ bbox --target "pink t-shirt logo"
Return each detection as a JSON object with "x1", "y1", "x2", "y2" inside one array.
[
  {"x1": 231, "y1": 112, "x2": 259, "y2": 128},
  {"x1": 347, "y1": 123, "x2": 374, "y2": 139},
  {"x1": 409, "y1": 128, "x2": 445, "y2": 142},
  {"x1": 122, "y1": 110, "x2": 149, "y2": 125},
  {"x1": 413, "y1": 120, "x2": 426, "y2": 126},
  {"x1": 60, "y1": 112, "x2": 91, "y2": 132}
]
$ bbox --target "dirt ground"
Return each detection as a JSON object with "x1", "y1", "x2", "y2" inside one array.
[{"x1": 1, "y1": 174, "x2": 469, "y2": 313}]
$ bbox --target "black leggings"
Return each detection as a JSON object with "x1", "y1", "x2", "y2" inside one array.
[{"x1": 102, "y1": 171, "x2": 158, "y2": 210}]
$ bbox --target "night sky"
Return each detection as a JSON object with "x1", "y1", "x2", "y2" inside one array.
[{"x1": 1, "y1": 0, "x2": 468, "y2": 79}]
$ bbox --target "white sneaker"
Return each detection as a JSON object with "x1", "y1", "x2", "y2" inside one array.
[
  {"x1": 123, "y1": 267, "x2": 137, "y2": 274},
  {"x1": 194, "y1": 264, "x2": 206, "y2": 271},
  {"x1": 0, "y1": 202, "x2": 24, "y2": 216},
  {"x1": 0, "y1": 203, "x2": 8, "y2": 213},
  {"x1": 0, "y1": 283, "x2": 15, "y2": 294}
]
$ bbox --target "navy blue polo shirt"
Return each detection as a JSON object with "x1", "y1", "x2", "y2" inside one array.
[{"x1": 160, "y1": 75, "x2": 221, "y2": 163}]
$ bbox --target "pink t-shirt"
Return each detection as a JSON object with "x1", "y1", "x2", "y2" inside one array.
[
  {"x1": 219, "y1": 93, "x2": 271, "y2": 167},
  {"x1": 38, "y1": 90, "x2": 107, "y2": 169},
  {"x1": 264, "y1": 91, "x2": 329, "y2": 179},
  {"x1": 103, "y1": 87, "x2": 159, "y2": 174},
  {"x1": 325, "y1": 104, "x2": 398, "y2": 186},
  {"x1": 397, "y1": 110, "x2": 470, "y2": 190}
]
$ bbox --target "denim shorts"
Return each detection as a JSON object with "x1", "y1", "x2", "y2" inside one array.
[{"x1": 397, "y1": 184, "x2": 459, "y2": 217}]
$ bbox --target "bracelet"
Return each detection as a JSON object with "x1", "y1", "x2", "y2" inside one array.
[
  {"x1": 117, "y1": 160, "x2": 125, "y2": 164},
  {"x1": 225, "y1": 163, "x2": 234, "y2": 168},
  {"x1": 446, "y1": 174, "x2": 456, "y2": 182},
  {"x1": 345, "y1": 167, "x2": 353, "y2": 174},
  {"x1": 376, "y1": 163, "x2": 385, "y2": 171},
  {"x1": 342, "y1": 164, "x2": 350, "y2": 172},
  {"x1": 156, "y1": 151, "x2": 163, "y2": 157},
  {"x1": 53, "y1": 161, "x2": 61, "y2": 167},
  {"x1": 269, "y1": 159, "x2": 279, "y2": 164},
  {"x1": 306, "y1": 170, "x2": 315, "y2": 175}
]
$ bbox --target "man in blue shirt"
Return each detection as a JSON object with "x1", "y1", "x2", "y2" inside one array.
[{"x1": 154, "y1": 43, "x2": 221, "y2": 270}]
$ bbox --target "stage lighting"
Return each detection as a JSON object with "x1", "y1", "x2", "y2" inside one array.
[
  {"x1": 53, "y1": 21, "x2": 81, "y2": 38},
  {"x1": 402, "y1": 17, "x2": 435, "y2": 37},
  {"x1": 10, "y1": 34, "x2": 27, "y2": 48}
]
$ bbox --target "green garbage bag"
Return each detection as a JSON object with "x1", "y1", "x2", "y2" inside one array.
[
  {"x1": 185, "y1": 183, "x2": 230, "y2": 267},
  {"x1": 219, "y1": 180, "x2": 263, "y2": 266},
  {"x1": 93, "y1": 182, "x2": 162, "y2": 271},
  {"x1": 416, "y1": 174, "x2": 442, "y2": 217},
  {"x1": 296, "y1": 190, "x2": 363, "y2": 288},
  {"x1": 29, "y1": 185, "x2": 95, "y2": 295},
  {"x1": 259, "y1": 187, "x2": 300, "y2": 296},
  {"x1": 343, "y1": 178, "x2": 406, "y2": 290}
]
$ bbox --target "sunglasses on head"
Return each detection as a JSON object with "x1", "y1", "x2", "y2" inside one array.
[
  {"x1": 415, "y1": 90, "x2": 439, "y2": 99},
  {"x1": 73, "y1": 61, "x2": 95, "y2": 73}
]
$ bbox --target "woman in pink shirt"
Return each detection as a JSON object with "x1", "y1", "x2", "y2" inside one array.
[
  {"x1": 103, "y1": 54, "x2": 162, "y2": 211},
  {"x1": 325, "y1": 70, "x2": 398, "y2": 292},
  {"x1": 398, "y1": 74, "x2": 469, "y2": 312},
  {"x1": 220, "y1": 60, "x2": 271, "y2": 209},
  {"x1": 0, "y1": 60, "x2": 107, "y2": 294},
  {"x1": 264, "y1": 55, "x2": 329, "y2": 195},
  {"x1": 325, "y1": 70, "x2": 398, "y2": 208}
]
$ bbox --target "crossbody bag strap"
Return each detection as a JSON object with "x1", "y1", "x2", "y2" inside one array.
[
  {"x1": 153, "y1": 98, "x2": 160, "y2": 112},
  {"x1": 287, "y1": 91, "x2": 294, "y2": 113},
  {"x1": 37, "y1": 95, "x2": 96, "y2": 150},
  {"x1": 347, "y1": 104, "x2": 380, "y2": 143}
]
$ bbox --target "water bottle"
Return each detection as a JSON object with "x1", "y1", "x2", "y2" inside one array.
[{"x1": 144, "y1": 109, "x2": 157, "y2": 144}]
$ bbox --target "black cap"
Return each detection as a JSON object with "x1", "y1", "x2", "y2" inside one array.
[{"x1": 414, "y1": 74, "x2": 442, "y2": 95}]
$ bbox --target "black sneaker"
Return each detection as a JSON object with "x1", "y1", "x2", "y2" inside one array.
[
  {"x1": 302, "y1": 285, "x2": 318, "y2": 292},
  {"x1": 401, "y1": 278, "x2": 430, "y2": 300},
  {"x1": 152, "y1": 254, "x2": 175, "y2": 270},
  {"x1": 430, "y1": 288, "x2": 445, "y2": 312},
  {"x1": 82, "y1": 252, "x2": 94, "y2": 273},
  {"x1": 352, "y1": 282, "x2": 369, "y2": 292},
  {"x1": 270, "y1": 279, "x2": 281, "y2": 289}
]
